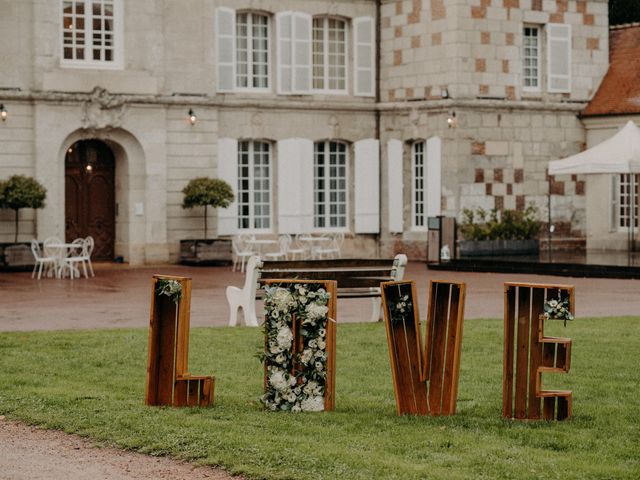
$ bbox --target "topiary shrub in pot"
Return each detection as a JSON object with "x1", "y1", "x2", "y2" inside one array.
[
  {"x1": 180, "y1": 177, "x2": 235, "y2": 265},
  {"x1": 0, "y1": 175, "x2": 47, "y2": 268},
  {"x1": 459, "y1": 205, "x2": 542, "y2": 257}
]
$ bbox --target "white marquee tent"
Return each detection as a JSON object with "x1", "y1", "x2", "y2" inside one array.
[
  {"x1": 548, "y1": 120, "x2": 640, "y2": 253},
  {"x1": 548, "y1": 120, "x2": 640, "y2": 175}
]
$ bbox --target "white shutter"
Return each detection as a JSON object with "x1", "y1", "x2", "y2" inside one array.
[
  {"x1": 216, "y1": 7, "x2": 236, "y2": 93},
  {"x1": 547, "y1": 23, "x2": 571, "y2": 93},
  {"x1": 426, "y1": 136, "x2": 442, "y2": 217},
  {"x1": 277, "y1": 139, "x2": 314, "y2": 233},
  {"x1": 353, "y1": 17, "x2": 375, "y2": 97},
  {"x1": 354, "y1": 139, "x2": 380, "y2": 233},
  {"x1": 387, "y1": 139, "x2": 404, "y2": 233},
  {"x1": 292, "y1": 12, "x2": 312, "y2": 93},
  {"x1": 217, "y1": 138, "x2": 238, "y2": 235},
  {"x1": 276, "y1": 12, "x2": 293, "y2": 94}
]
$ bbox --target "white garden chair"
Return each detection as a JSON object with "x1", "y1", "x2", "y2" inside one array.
[
  {"x1": 263, "y1": 235, "x2": 290, "y2": 261},
  {"x1": 58, "y1": 238, "x2": 89, "y2": 279},
  {"x1": 231, "y1": 235, "x2": 255, "y2": 272},
  {"x1": 288, "y1": 234, "x2": 307, "y2": 260},
  {"x1": 315, "y1": 232, "x2": 344, "y2": 259},
  {"x1": 30, "y1": 240, "x2": 57, "y2": 279},
  {"x1": 83, "y1": 236, "x2": 95, "y2": 277}
]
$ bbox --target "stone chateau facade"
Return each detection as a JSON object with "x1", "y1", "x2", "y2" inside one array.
[{"x1": 0, "y1": 0, "x2": 611, "y2": 263}]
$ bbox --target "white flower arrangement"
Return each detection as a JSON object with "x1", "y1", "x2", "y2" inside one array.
[
  {"x1": 261, "y1": 283, "x2": 331, "y2": 412},
  {"x1": 389, "y1": 294, "x2": 412, "y2": 324},
  {"x1": 155, "y1": 279, "x2": 182, "y2": 304},
  {"x1": 543, "y1": 295, "x2": 574, "y2": 326}
]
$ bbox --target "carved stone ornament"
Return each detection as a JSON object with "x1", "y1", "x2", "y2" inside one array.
[
  {"x1": 328, "y1": 114, "x2": 339, "y2": 138},
  {"x1": 81, "y1": 86, "x2": 127, "y2": 132}
]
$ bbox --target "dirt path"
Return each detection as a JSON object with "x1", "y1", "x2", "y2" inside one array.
[{"x1": 0, "y1": 418, "x2": 239, "y2": 480}]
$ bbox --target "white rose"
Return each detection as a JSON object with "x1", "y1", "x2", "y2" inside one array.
[
  {"x1": 300, "y1": 349, "x2": 313, "y2": 364},
  {"x1": 303, "y1": 381, "x2": 319, "y2": 395},
  {"x1": 318, "y1": 328, "x2": 326, "y2": 337},
  {"x1": 291, "y1": 404, "x2": 302, "y2": 413},
  {"x1": 269, "y1": 370, "x2": 290, "y2": 392},
  {"x1": 305, "y1": 302, "x2": 329, "y2": 322},
  {"x1": 549, "y1": 299, "x2": 558, "y2": 308},
  {"x1": 300, "y1": 395, "x2": 324, "y2": 412},
  {"x1": 276, "y1": 326, "x2": 294, "y2": 350},
  {"x1": 272, "y1": 287, "x2": 295, "y2": 312}
]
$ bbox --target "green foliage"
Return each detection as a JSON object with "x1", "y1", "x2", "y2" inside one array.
[
  {"x1": 0, "y1": 319, "x2": 639, "y2": 479},
  {"x1": 609, "y1": 0, "x2": 640, "y2": 25},
  {"x1": 182, "y1": 177, "x2": 234, "y2": 210},
  {"x1": 0, "y1": 174, "x2": 46, "y2": 211},
  {"x1": 0, "y1": 175, "x2": 47, "y2": 242},
  {"x1": 182, "y1": 177, "x2": 234, "y2": 238},
  {"x1": 460, "y1": 205, "x2": 541, "y2": 241},
  {"x1": 155, "y1": 279, "x2": 182, "y2": 304}
]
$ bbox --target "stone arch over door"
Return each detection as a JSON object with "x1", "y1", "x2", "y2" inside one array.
[
  {"x1": 65, "y1": 139, "x2": 116, "y2": 260},
  {"x1": 59, "y1": 128, "x2": 147, "y2": 264}
]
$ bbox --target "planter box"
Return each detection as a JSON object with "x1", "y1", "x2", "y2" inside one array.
[
  {"x1": 0, "y1": 242, "x2": 34, "y2": 270},
  {"x1": 459, "y1": 239, "x2": 539, "y2": 257},
  {"x1": 180, "y1": 239, "x2": 232, "y2": 265}
]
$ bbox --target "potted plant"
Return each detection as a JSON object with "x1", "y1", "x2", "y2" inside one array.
[
  {"x1": 0, "y1": 175, "x2": 47, "y2": 268},
  {"x1": 458, "y1": 205, "x2": 541, "y2": 257},
  {"x1": 180, "y1": 177, "x2": 234, "y2": 265}
]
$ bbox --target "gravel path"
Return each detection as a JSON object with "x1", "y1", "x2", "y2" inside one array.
[{"x1": 0, "y1": 418, "x2": 239, "y2": 480}]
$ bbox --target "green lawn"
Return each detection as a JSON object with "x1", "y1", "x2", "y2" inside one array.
[{"x1": 1, "y1": 318, "x2": 639, "y2": 479}]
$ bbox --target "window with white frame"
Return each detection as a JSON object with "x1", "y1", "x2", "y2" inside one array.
[
  {"x1": 312, "y1": 17, "x2": 347, "y2": 92},
  {"x1": 617, "y1": 174, "x2": 639, "y2": 229},
  {"x1": 62, "y1": 0, "x2": 121, "y2": 67},
  {"x1": 236, "y1": 12, "x2": 270, "y2": 89},
  {"x1": 521, "y1": 23, "x2": 572, "y2": 93},
  {"x1": 523, "y1": 26, "x2": 540, "y2": 90},
  {"x1": 314, "y1": 141, "x2": 348, "y2": 229},
  {"x1": 237, "y1": 140, "x2": 272, "y2": 230},
  {"x1": 411, "y1": 141, "x2": 427, "y2": 229}
]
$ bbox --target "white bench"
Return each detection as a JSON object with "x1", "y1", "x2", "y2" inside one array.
[{"x1": 226, "y1": 254, "x2": 408, "y2": 326}]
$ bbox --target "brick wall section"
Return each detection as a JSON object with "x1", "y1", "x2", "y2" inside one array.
[
  {"x1": 458, "y1": 109, "x2": 585, "y2": 225},
  {"x1": 381, "y1": 0, "x2": 607, "y2": 102}
]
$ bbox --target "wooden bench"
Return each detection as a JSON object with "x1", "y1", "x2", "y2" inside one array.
[{"x1": 226, "y1": 254, "x2": 407, "y2": 326}]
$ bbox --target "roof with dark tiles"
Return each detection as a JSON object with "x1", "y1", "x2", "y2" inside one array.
[{"x1": 583, "y1": 23, "x2": 640, "y2": 117}]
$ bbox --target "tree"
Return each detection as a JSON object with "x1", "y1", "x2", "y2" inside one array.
[
  {"x1": 182, "y1": 177, "x2": 234, "y2": 239},
  {"x1": 0, "y1": 175, "x2": 47, "y2": 243},
  {"x1": 610, "y1": 0, "x2": 640, "y2": 25}
]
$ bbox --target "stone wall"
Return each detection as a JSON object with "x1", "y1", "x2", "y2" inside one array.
[{"x1": 380, "y1": 0, "x2": 609, "y2": 102}]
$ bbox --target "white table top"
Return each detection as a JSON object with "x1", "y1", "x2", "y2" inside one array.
[
  {"x1": 46, "y1": 243, "x2": 79, "y2": 248},
  {"x1": 247, "y1": 239, "x2": 277, "y2": 244}
]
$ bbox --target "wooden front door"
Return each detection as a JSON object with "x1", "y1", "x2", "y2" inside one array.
[{"x1": 65, "y1": 140, "x2": 115, "y2": 261}]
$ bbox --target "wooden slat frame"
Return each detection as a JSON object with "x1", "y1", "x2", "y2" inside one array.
[
  {"x1": 145, "y1": 275, "x2": 214, "y2": 408},
  {"x1": 262, "y1": 279, "x2": 337, "y2": 412},
  {"x1": 423, "y1": 280, "x2": 466, "y2": 416},
  {"x1": 381, "y1": 281, "x2": 428, "y2": 416},
  {"x1": 503, "y1": 282, "x2": 574, "y2": 421}
]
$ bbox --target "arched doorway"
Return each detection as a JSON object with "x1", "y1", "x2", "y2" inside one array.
[{"x1": 65, "y1": 139, "x2": 116, "y2": 261}]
